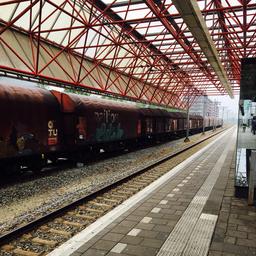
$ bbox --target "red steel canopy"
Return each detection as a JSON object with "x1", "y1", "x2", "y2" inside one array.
[{"x1": 0, "y1": 0, "x2": 255, "y2": 109}]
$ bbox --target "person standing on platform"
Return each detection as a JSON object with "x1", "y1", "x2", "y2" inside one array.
[
  {"x1": 252, "y1": 116, "x2": 256, "y2": 135},
  {"x1": 242, "y1": 123, "x2": 247, "y2": 132}
]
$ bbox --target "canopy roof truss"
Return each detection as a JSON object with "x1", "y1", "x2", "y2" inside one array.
[{"x1": 0, "y1": 0, "x2": 255, "y2": 108}]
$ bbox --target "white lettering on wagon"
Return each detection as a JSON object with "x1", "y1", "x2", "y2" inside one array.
[
  {"x1": 94, "y1": 109, "x2": 119, "y2": 124},
  {"x1": 48, "y1": 120, "x2": 58, "y2": 145}
]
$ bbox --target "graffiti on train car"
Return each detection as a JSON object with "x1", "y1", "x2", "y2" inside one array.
[{"x1": 94, "y1": 109, "x2": 123, "y2": 141}]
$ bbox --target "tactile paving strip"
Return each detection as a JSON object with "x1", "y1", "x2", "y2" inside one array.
[{"x1": 183, "y1": 213, "x2": 217, "y2": 256}]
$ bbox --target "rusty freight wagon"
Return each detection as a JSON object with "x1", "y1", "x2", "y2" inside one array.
[{"x1": 51, "y1": 91, "x2": 141, "y2": 157}]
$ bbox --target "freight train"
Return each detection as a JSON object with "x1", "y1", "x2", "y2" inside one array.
[{"x1": 0, "y1": 81, "x2": 223, "y2": 173}]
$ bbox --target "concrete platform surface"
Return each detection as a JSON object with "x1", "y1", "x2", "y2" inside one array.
[{"x1": 48, "y1": 128, "x2": 256, "y2": 256}]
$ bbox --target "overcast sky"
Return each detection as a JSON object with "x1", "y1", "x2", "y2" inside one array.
[{"x1": 209, "y1": 94, "x2": 239, "y2": 120}]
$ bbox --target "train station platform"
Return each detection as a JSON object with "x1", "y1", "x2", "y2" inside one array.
[{"x1": 49, "y1": 128, "x2": 256, "y2": 256}]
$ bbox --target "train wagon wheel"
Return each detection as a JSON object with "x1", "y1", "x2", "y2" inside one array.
[
  {"x1": 6, "y1": 162, "x2": 21, "y2": 175},
  {"x1": 29, "y1": 157, "x2": 46, "y2": 174}
]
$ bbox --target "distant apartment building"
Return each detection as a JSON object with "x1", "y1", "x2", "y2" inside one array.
[{"x1": 190, "y1": 96, "x2": 219, "y2": 117}]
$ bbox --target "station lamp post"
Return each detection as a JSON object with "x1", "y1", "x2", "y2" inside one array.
[
  {"x1": 213, "y1": 100, "x2": 219, "y2": 131},
  {"x1": 222, "y1": 106, "x2": 225, "y2": 127},
  {"x1": 202, "y1": 95, "x2": 207, "y2": 135},
  {"x1": 213, "y1": 100, "x2": 216, "y2": 131},
  {"x1": 184, "y1": 89, "x2": 190, "y2": 143}
]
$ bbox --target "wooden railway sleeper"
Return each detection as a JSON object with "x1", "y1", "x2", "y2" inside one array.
[
  {"x1": 66, "y1": 211, "x2": 77, "y2": 216},
  {"x1": 13, "y1": 248, "x2": 40, "y2": 256},
  {"x1": 32, "y1": 237, "x2": 57, "y2": 247},
  {"x1": 132, "y1": 180, "x2": 149, "y2": 186},
  {"x1": 144, "y1": 174, "x2": 161, "y2": 179},
  {"x1": 123, "y1": 186, "x2": 140, "y2": 192},
  {"x1": 78, "y1": 205, "x2": 106, "y2": 213},
  {"x1": 109, "y1": 194, "x2": 127, "y2": 199},
  {"x1": 62, "y1": 220, "x2": 83, "y2": 228},
  {"x1": 21, "y1": 234, "x2": 33, "y2": 240},
  {"x1": 110, "y1": 188, "x2": 130, "y2": 194},
  {"x1": 149, "y1": 170, "x2": 164, "y2": 175},
  {"x1": 89, "y1": 201, "x2": 112, "y2": 208},
  {"x1": 48, "y1": 228, "x2": 72, "y2": 238},
  {"x1": 97, "y1": 196, "x2": 120, "y2": 204},
  {"x1": 125, "y1": 184, "x2": 141, "y2": 190},
  {"x1": 136, "y1": 177, "x2": 154, "y2": 181},
  {"x1": 75, "y1": 214, "x2": 96, "y2": 221},
  {"x1": 1, "y1": 244, "x2": 14, "y2": 252},
  {"x1": 83, "y1": 207, "x2": 105, "y2": 214},
  {"x1": 114, "y1": 189, "x2": 135, "y2": 196}
]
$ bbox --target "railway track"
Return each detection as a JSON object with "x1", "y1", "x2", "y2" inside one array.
[{"x1": 0, "y1": 128, "x2": 227, "y2": 256}]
